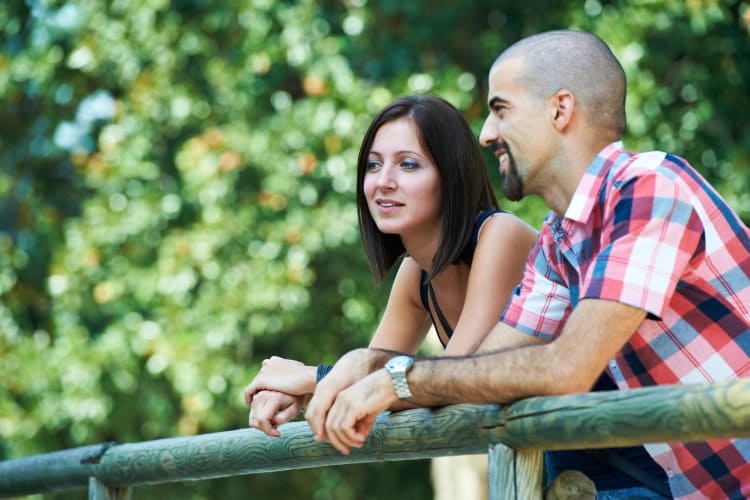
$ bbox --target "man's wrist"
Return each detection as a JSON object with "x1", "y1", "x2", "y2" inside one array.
[
  {"x1": 368, "y1": 348, "x2": 405, "y2": 372},
  {"x1": 375, "y1": 368, "x2": 400, "y2": 404}
]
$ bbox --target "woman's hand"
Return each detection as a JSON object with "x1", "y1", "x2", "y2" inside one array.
[
  {"x1": 249, "y1": 390, "x2": 309, "y2": 437},
  {"x1": 243, "y1": 356, "x2": 317, "y2": 407}
]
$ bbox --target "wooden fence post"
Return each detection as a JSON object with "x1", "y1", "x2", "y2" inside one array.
[
  {"x1": 88, "y1": 478, "x2": 132, "y2": 500},
  {"x1": 487, "y1": 444, "x2": 543, "y2": 500}
]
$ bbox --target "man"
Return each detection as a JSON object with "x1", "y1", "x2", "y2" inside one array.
[{"x1": 303, "y1": 30, "x2": 750, "y2": 499}]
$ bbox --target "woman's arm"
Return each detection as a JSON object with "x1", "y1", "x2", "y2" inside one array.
[
  {"x1": 245, "y1": 258, "x2": 430, "y2": 434},
  {"x1": 243, "y1": 261, "x2": 430, "y2": 404},
  {"x1": 367, "y1": 256, "x2": 433, "y2": 353},
  {"x1": 443, "y1": 213, "x2": 538, "y2": 356}
]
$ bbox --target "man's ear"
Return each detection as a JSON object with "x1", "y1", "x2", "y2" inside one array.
[{"x1": 550, "y1": 90, "x2": 575, "y2": 131}]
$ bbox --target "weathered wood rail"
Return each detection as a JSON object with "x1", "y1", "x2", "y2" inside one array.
[{"x1": 2, "y1": 379, "x2": 750, "y2": 499}]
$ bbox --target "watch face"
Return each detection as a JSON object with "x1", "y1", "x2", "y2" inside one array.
[{"x1": 387, "y1": 355, "x2": 413, "y2": 371}]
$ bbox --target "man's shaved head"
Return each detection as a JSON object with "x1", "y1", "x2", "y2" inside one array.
[{"x1": 494, "y1": 30, "x2": 627, "y2": 137}]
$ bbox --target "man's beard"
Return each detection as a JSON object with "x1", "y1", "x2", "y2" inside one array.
[{"x1": 502, "y1": 152, "x2": 524, "y2": 202}]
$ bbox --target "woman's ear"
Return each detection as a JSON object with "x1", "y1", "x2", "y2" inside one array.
[{"x1": 550, "y1": 90, "x2": 575, "y2": 131}]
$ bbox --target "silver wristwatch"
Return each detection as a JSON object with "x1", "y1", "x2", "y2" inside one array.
[{"x1": 385, "y1": 355, "x2": 414, "y2": 399}]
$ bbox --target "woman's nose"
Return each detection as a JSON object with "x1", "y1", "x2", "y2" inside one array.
[{"x1": 376, "y1": 165, "x2": 397, "y2": 190}]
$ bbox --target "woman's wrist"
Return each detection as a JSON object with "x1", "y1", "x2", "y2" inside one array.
[{"x1": 315, "y1": 364, "x2": 333, "y2": 383}]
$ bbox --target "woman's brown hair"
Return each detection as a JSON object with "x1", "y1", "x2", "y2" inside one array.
[{"x1": 356, "y1": 95, "x2": 499, "y2": 283}]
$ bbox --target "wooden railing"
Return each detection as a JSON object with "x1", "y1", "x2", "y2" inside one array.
[{"x1": 2, "y1": 379, "x2": 750, "y2": 499}]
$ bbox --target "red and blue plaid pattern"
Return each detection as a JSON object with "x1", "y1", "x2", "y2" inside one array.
[{"x1": 502, "y1": 142, "x2": 750, "y2": 499}]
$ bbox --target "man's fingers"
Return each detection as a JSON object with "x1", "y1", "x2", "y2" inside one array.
[
  {"x1": 305, "y1": 386, "x2": 337, "y2": 441},
  {"x1": 324, "y1": 412, "x2": 351, "y2": 455},
  {"x1": 323, "y1": 393, "x2": 370, "y2": 455},
  {"x1": 305, "y1": 401, "x2": 329, "y2": 442},
  {"x1": 304, "y1": 348, "x2": 382, "y2": 444},
  {"x1": 355, "y1": 413, "x2": 377, "y2": 441}
]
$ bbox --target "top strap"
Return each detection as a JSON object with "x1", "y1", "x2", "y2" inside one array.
[
  {"x1": 419, "y1": 210, "x2": 504, "y2": 344},
  {"x1": 463, "y1": 209, "x2": 503, "y2": 266}
]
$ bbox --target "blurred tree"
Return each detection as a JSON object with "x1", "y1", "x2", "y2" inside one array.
[{"x1": 0, "y1": 0, "x2": 748, "y2": 499}]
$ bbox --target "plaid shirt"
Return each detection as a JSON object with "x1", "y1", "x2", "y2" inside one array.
[{"x1": 502, "y1": 142, "x2": 750, "y2": 499}]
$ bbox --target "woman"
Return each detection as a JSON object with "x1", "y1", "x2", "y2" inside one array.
[{"x1": 243, "y1": 94, "x2": 537, "y2": 434}]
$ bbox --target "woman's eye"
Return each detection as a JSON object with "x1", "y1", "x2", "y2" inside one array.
[
  {"x1": 366, "y1": 160, "x2": 381, "y2": 171},
  {"x1": 401, "y1": 159, "x2": 419, "y2": 170}
]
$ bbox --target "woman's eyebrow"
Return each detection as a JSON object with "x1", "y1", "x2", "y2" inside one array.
[{"x1": 369, "y1": 149, "x2": 422, "y2": 157}]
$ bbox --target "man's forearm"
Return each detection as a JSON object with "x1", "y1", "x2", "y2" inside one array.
[
  {"x1": 403, "y1": 300, "x2": 647, "y2": 407},
  {"x1": 404, "y1": 345, "x2": 562, "y2": 407}
]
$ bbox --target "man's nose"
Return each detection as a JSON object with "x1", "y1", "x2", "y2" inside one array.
[{"x1": 479, "y1": 115, "x2": 499, "y2": 148}]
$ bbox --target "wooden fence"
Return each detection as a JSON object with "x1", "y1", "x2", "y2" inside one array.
[{"x1": 2, "y1": 379, "x2": 750, "y2": 499}]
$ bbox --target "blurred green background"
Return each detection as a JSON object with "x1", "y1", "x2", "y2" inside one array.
[{"x1": 1, "y1": 0, "x2": 749, "y2": 498}]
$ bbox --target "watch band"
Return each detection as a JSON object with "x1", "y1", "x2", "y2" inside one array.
[
  {"x1": 391, "y1": 372, "x2": 413, "y2": 399},
  {"x1": 385, "y1": 355, "x2": 414, "y2": 399}
]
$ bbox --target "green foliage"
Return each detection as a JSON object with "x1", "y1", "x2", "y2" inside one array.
[{"x1": 1, "y1": 0, "x2": 749, "y2": 498}]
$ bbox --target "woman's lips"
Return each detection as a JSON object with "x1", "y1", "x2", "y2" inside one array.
[{"x1": 374, "y1": 198, "x2": 404, "y2": 212}]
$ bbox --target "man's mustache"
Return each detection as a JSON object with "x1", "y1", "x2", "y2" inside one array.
[{"x1": 490, "y1": 141, "x2": 507, "y2": 153}]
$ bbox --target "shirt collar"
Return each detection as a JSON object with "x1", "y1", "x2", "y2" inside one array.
[{"x1": 563, "y1": 141, "x2": 626, "y2": 223}]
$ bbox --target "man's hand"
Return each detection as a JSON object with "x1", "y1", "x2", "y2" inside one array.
[
  {"x1": 304, "y1": 348, "x2": 388, "y2": 444},
  {"x1": 249, "y1": 390, "x2": 307, "y2": 437},
  {"x1": 243, "y1": 356, "x2": 316, "y2": 407},
  {"x1": 315, "y1": 369, "x2": 398, "y2": 454}
]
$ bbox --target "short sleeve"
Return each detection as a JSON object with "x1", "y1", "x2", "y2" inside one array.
[{"x1": 502, "y1": 235, "x2": 573, "y2": 340}]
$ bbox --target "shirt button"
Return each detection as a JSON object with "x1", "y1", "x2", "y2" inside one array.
[
  {"x1": 667, "y1": 470, "x2": 674, "y2": 478},
  {"x1": 609, "y1": 361, "x2": 617, "y2": 367}
]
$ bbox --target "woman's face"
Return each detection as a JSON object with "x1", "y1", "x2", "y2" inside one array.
[{"x1": 363, "y1": 117, "x2": 443, "y2": 239}]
